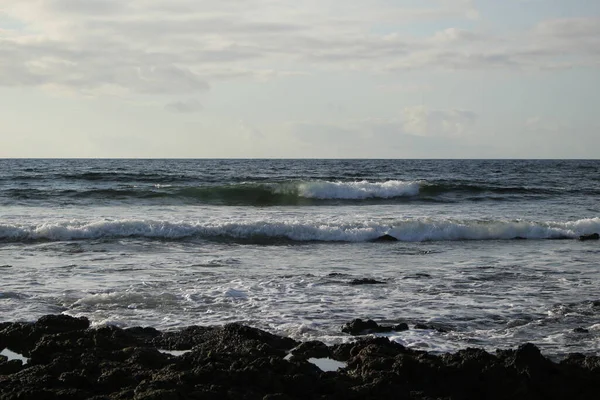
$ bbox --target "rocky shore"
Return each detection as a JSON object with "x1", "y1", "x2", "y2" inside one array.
[{"x1": 1, "y1": 315, "x2": 599, "y2": 399}]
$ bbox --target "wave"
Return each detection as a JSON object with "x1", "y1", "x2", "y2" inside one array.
[
  {"x1": 1, "y1": 217, "x2": 598, "y2": 243},
  {"x1": 293, "y1": 180, "x2": 420, "y2": 199},
  {"x1": 1, "y1": 180, "x2": 422, "y2": 205},
  {"x1": 3, "y1": 179, "x2": 572, "y2": 206}
]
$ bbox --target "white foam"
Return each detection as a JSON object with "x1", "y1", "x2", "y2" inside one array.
[
  {"x1": 158, "y1": 349, "x2": 192, "y2": 356},
  {"x1": 0, "y1": 217, "x2": 598, "y2": 243},
  {"x1": 73, "y1": 291, "x2": 179, "y2": 309},
  {"x1": 294, "y1": 180, "x2": 420, "y2": 199}
]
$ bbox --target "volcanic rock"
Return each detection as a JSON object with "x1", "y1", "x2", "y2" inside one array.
[
  {"x1": 342, "y1": 319, "x2": 409, "y2": 335},
  {"x1": 1, "y1": 315, "x2": 600, "y2": 399},
  {"x1": 348, "y1": 278, "x2": 386, "y2": 285}
]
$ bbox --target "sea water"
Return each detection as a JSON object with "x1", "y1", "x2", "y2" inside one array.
[{"x1": 0, "y1": 159, "x2": 598, "y2": 358}]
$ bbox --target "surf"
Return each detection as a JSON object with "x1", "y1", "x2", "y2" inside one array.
[{"x1": 1, "y1": 217, "x2": 598, "y2": 243}]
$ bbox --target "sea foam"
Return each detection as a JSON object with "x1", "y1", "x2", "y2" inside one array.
[
  {"x1": 1, "y1": 217, "x2": 598, "y2": 243},
  {"x1": 294, "y1": 180, "x2": 420, "y2": 199}
]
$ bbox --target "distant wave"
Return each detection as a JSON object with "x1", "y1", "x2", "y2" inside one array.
[
  {"x1": 1, "y1": 180, "x2": 421, "y2": 205},
  {"x1": 1, "y1": 217, "x2": 598, "y2": 243},
  {"x1": 2, "y1": 179, "x2": 576, "y2": 206}
]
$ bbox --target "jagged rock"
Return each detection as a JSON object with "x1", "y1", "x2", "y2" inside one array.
[
  {"x1": 152, "y1": 325, "x2": 214, "y2": 350},
  {"x1": 573, "y1": 327, "x2": 589, "y2": 334},
  {"x1": 348, "y1": 278, "x2": 386, "y2": 285},
  {"x1": 413, "y1": 323, "x2": 451, "y2": 333},
  {"x1": 1, "y1": 315, "x2": 600, "y2": 400},
  {"x1": 36, "y1": 314, "x2": 90, "y2": 333},
  {"x1": 342, "y1": 319, "x2": 409, "y2": 335},
  {"x1": 289, "y1": 341, "x2": 330, "y2": 361}
]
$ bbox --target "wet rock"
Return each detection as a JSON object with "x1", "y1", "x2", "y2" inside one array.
[
  {"x1": 190, "y1": 323, "x2": 299, "y2": 357},
  {"x1": 0, "y1": 314, "x2": 90, "y2": 356},
  {"x1": 371, "y1": 234, "x2": 398, "y2": 242},
  {"x1": 36, "y1": 314, "x2": 90, "y2": 333},
  {"x1": 573, "y1": 327, "x2": 589, "y2": 334},
  {"x1": 0, "y1": 358, "x2": 23, "y2": 375},
  {"x1": 152, "y1": 325, "x2": 214, "y2": 350},
  {"x1": 348, "y1": 278, "x2": 386, "y2": 285},
  {"x1": 289, "y1": 341, "x2": 330, "y2": 361},
  {"x1": 2, "y1": 315, "x2": 600, "y2": 400},
  {"x1": 341, "y1": 319, "x2": 409, "y2": 335},
  {"x1": 579, "y1": 233, "x2": 599, "y2": 241},
  {"x1": 413, "y1": 323, "x2": 450, "y2": 333}
]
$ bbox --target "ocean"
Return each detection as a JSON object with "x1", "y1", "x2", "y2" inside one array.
[{"x1": 0, "y1": 159, "x2": 599, "y2": 358}]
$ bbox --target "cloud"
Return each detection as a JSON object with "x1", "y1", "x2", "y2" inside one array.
[
  {"x1": 524, "y1": 116, "x2": 565, "y2": 133},
  {"x1": 0, "y1": 0, "x2": 598, "y2": 100},
  {"x1": 164, "y1": 99, "x2": 203, "y2": 113},
  {"x1": 402, "y1": 106, "x2": 477, "y2": 137},
  {"x1": 286, "y1": 105, "x2": 483, "y2": 158},
  {"x1": 290, "y1": 105, "x2": 478, "y2": 144}
]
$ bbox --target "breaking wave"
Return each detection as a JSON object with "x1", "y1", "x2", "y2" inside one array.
[
  {"x1": 293, "y1": 180, "x2": 420, "y2": 199},
  {"x1": 2, "y1": 179, "x2": 577, "y2": 206},
  {"x1": 1, "y1": 217, "x2": 598, "y2": 243}
]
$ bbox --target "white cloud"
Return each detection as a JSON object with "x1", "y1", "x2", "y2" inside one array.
[
  {"x1": 290, "y1": 105, "x2": 478, "y2": 145},
  {"x1": 1, "y1": 0, "x2": 597, "y2": 101},
  {"x1": 285, "y1": 106, "x2": 484, "y2": 158},
  {"x1": 402, "y1": 106, "x2": 477, "y2": 137},
  {"x1": 164, "y1": 99, "x2": 202, "y2": 113},
  {"x1": 524, "y1": 116, "x2": 563, "y2": 133}
]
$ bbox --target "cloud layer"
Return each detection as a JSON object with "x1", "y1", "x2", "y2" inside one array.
[{"x1": 1, "y1": 0, "x2": 598, "y2": 98}]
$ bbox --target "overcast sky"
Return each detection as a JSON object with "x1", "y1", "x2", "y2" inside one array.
[{"x1": 1, "y1": 0, "x2": 599, "y2": 158}]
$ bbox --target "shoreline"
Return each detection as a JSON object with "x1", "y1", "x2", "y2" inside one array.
[{"x1": 2, "y1": 315, "x2": 600, "y2": 399}]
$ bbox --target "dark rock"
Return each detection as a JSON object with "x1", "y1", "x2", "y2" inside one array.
[
  {"x1": 36, "y1": 314, "x2": 90, "y2": 333},
  {"x1": 392, "y1": 322, "x2": 409, "y2": 332},
  {"x1": 0, "y1": 314, "x2": 90, "y2": 356},
  {"x1": 289, "y1": 341, "x2": 330, "y2": 361},
  {"x1": 125, "y1": 326, "x2": 161, "y2": 341},
  {"x1": 152, "y1": 325, "x2": 214, "y2": 350},
  {"x1": 263, "y1": 394, "x2": 292, "y2": 400},
  {"x1": 342, "y1": 319, "x2": 409, "y2": 335},
  {"x1": 348, "y1": 278, "x2": 386, "y2": 285},
  {"x1": 574, "y1": 327, "x2": 589, "y2": 334},
  {"x1": 2, "y1": 315, "x2": 600, "y2": 400},
  {"x1": 371, "y1": 234, "x2": 398, "y2": 242},
  {"x1": 579, "y1": 233, "x2": 599, "y2": 241},
  {"x1": 342, "y1": 319, "x2": 380, "y2": 335},
  {"x1": 414, "y1": 323, "x2": 450, "y2": 333},
  {"x1": 0, "y1": 358, "x2": 24, "y2": 374}
]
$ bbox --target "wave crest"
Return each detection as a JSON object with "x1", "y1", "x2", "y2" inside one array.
[
  {"x1": 293, "y1": 180, "x2": 420, "y2": 199},
  {"x1": 1, "y1": 217, "x2": 598, "y2": 243}
]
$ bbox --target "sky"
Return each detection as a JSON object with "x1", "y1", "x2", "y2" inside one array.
[{"x1": 0, "y1": 0, "x2": 599, "y2": 158}]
